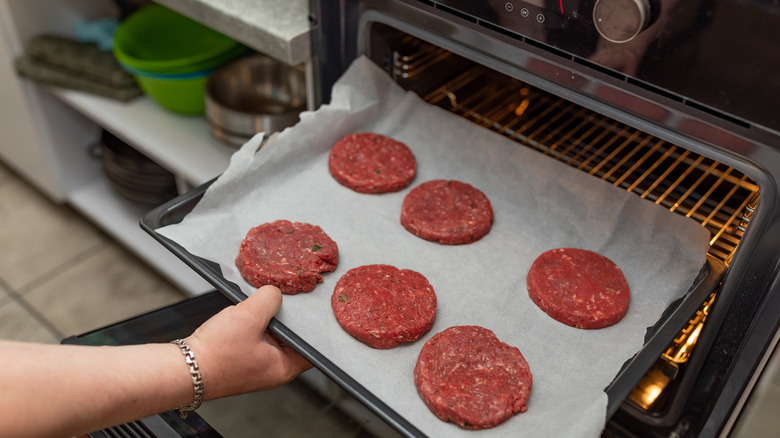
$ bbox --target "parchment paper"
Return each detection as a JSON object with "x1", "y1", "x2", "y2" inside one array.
[{"x1": 158, "y1": 56, "x2": 711, "y2": 437}]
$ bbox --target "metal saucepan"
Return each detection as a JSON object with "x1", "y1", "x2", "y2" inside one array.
[{"x1": 205, "y1": 54, "x2": 307, "y2": 148}]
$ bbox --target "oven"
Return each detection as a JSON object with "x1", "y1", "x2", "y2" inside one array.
[{"x1": 305, "y1": 1, "x2": 780, "y2": 437}]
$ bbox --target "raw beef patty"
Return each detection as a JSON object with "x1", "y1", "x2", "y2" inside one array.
[
  {"x1": 400, "y1": 179, "x2": 493, "y2": 245},
  {"x1": 236, "y1": 220, "x2": 338, "y2": 295},
  {"x1": 414, "y1": 325, "x2": 533, "y2": 430},
  {"x1": 328, "y1": 132, "x2": 417, "y2": 193},
  {"x1": 526, "y1": 248, "x2": 630, "y2": 329},
  {"x1": 331, "y1": 264, "x2": 437, "y2": 349}
]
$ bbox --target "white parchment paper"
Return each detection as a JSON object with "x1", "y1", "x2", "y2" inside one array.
[{"x1": 158, "y1": 56, "x2": 711, "y2": 437}]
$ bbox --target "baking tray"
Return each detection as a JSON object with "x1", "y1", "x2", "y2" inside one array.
[
  {"x1": 140, "y1": 57, "x2": 722, "y2": 437},
  {"x1": 141, "y1": 179, "x2": 725, "y2": 437}
]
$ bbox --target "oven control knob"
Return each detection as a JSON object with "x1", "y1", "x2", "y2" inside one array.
[{"x1": 593, "y1": 0, "x2": 652, "y2": 43}]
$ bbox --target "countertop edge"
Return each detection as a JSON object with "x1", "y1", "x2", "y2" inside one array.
[{"x1": 153, "y1": 0, "x2": 311, "y2": 65}]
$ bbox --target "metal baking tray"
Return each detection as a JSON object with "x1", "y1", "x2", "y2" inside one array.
[{"x1": 141, "y1": 179, "x2": 725, "y2": 437}]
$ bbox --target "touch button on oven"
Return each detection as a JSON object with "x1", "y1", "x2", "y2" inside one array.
[
  {"x1": 593, "y1": 0, "x2": 652, "y2": 43},
  {"x1": 520, "y1": 8, "x2": 529, "y2": 17},
  {"x1": 536, "y1": 13, "x2": 545, "y2": 23}
]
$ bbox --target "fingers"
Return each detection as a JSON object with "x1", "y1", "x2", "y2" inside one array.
[
  {"x1": 238, "y1": 285, "x2": 283, "y2": 330},
  {"x1": 290, "y1": 351, "x2": 314, "y2": 374},
  {"x1": 239, "y1": 285, "x2": 312, "y2": 375},
  {"x1": 262, "y1": 331, "x2": 314, "y2": 385}
]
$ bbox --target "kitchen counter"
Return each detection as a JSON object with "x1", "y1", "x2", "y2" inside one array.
[{"x1": 154, "y1": 0, "x2": 310, "y2": 65}]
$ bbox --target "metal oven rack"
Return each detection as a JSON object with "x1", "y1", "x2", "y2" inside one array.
[{"x1": 415, "y1": 61, "x2": 757, "y2": 265}]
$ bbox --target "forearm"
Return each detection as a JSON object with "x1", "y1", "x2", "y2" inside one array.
[
  {"x1": 0, "y1": 340, "x2": 194, "y2": 438},
  {"x1": 0, "y1": 286, "x2": 311, "y2": 438}
]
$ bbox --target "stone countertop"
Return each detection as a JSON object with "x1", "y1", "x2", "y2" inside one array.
[{"x1": 154, "y1": 0, "x2": 310, "y2": 65}]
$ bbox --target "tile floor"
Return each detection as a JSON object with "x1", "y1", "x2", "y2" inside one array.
[
  {"x1": 0, "y1": 160, "x2": 392, "y2": 437},
  {"x1": 2, "y1": 157, "x2": 776, "y2": 438}
]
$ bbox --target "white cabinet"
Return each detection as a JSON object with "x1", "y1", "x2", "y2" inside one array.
[
  {"x1": 0, "y1": 0, "x2": 312, "y2": 295},
  {"x1": 0, "y1": 0, "x2": 113, "y2": 201}
]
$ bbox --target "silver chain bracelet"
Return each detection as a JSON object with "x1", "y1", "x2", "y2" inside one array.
[{"x1": 171, "y1": 339, "x2": 204, "y2": 419}]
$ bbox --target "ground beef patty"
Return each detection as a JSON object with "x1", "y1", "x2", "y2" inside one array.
[
  {"x1": 331, "y1": 264, "x2": 437, "y2": 349},
  {"x1": 328, "y1": 132, "x2": 417, "y2": 193},
  {"x1": 414, "y1": 325, "x2": 532, "y2": 430},
  {"x1": 526, "y1": 248, "x2": 630, "y2": 329},
  {"x1": 236, "y1": 220, "x2": 338, "y2": 295},
  {"x1": 400, "y1": 179, "x2": 494, "y2": 245}
]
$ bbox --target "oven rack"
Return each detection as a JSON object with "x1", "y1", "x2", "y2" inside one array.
[{"x1": 419, "y1": 63, "x2": 758, "y2": 264}]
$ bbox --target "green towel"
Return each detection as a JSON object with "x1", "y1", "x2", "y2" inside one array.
[{"x1": 15, "y1": 34, "x2": 142, "y2": 101}]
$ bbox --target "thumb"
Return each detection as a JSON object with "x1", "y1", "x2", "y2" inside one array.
[{"x1": 237, "y1": 285, "x2": 283, "y2": 330}]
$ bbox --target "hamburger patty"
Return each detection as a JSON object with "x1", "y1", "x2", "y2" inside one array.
[
  {"x1": 526, "y1": 248, "x2": 630, "y2": 329},
  {"x1": 235, "y1": 220, "x2": 338, "y2": 295},
  {"x1": 400, "y1": 179, "x2": 494, "y2": 245},
  {"x1": 328, "y1": 132, "x2": 417, "y2": 193},
  {"x1": 331, "y1": 264, "x2": 437, "y2": 349},
  {"x1": 414, "y1": 325, "x2": 533, "y2": 430}
]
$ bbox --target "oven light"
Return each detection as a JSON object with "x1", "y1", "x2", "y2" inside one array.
[
  {"x1": 514, "y1": 88, "x2": 531, "y2": 116},
  {"x1": 640, "y1": 383, "x2": 663, "y2": 406},
  {"x1": 682, "y1": 324, "x2": 702, "y2": 358},
  {"x1": 628, "y1": 361, "x2": 674, "y2": 410},
  {"x1": 630, "y1": 292, "x2": 716, "y2": 411},
  {"x1": 514, "y1": 99, "x2": 530, "y2": 116},
  {"x1": 663, "y1": 292, "x2": 714, "y2": 364},
  {"x1": 447, "y1": 91, "x2": 458, "y2": 108}
]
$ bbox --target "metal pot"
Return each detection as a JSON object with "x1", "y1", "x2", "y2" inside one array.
[{"x1": 205, "y1": 54, "x2": 306, "y2": 148}]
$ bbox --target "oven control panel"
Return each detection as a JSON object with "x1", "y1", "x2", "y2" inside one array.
[
  {"x1": 433, "y1": 0, "x2": 657, "y2": 56},
  {"x1": 428, "y1": 0, "x2": 780, "y2": 133}
]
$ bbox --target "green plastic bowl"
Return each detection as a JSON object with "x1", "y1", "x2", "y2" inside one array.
[
  {"x1": 114, "y1": 4, "x2": 244, "y2": 74},
  {"x1": 133, "y1": 70, "x2": 210, "y2": 115}
]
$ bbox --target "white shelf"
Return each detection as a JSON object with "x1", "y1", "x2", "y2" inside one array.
[
  {"x1": 49, "y1": 87, "x2": 233, "y2": 187},
  {"x1": 68, "y1": 178, "x2": 213, "y2": 296},
  {"x1": 46, "y1": 87, "x2": 234, "y2": 297}
]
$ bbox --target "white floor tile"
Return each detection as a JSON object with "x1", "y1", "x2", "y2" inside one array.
[
  {"x1": 23, "y1": 243, "x2": 186, "y2": 336},
  {"x1": 0, "y1": 282, "x2": 10, "y2": 307},
  {"x1": 0, "y1": 174, "x2": 106, "y2": 290},
  {"x1": 0, "y1": 298, "x2": 60, "y2": 343}
]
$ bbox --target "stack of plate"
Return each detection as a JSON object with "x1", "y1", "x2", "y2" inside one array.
[{"x1": 99, "y1": 130, "x2": 178, "y2": 205}]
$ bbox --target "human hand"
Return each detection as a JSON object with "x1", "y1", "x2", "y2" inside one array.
[{"x1": 185, "y1": 285, "x2": 312, "y2": 400}]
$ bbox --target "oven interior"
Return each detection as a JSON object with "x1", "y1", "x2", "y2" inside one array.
[{"x1": 361, "y1": 21, "x2": 758, "y2": 433}]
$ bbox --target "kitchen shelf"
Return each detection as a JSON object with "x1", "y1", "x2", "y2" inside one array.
[
  {"x1": 48, "y1": 87, "x2": 233, "y2": 187},
  {"x1": 68, "y1": 177, "x2": 213, "y2": 295},
  {"x1": 46, "y1": 87, "x2": 236, "y2": 296}
]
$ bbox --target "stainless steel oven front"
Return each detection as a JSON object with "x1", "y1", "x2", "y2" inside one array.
[{"x1": 308, "y1": 1, "x2": 780, "y2": 436}]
